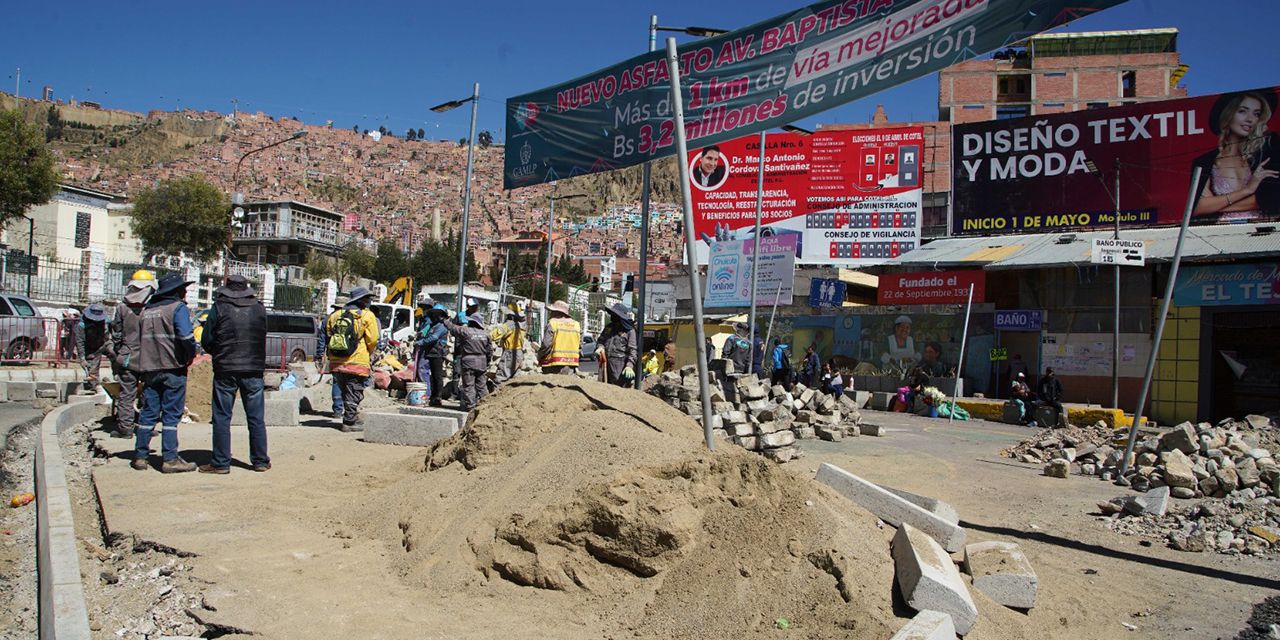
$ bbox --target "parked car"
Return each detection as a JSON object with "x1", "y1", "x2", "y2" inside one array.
[
  {"x1": 578, "y1": 332, "x2": 598, "y2": 377},
  {"x1": 265, "y1": 312, "x2": 318, "y2": 368},
  {"x1": 0, "y1": 293, "x2": 48, "y2": 362}
]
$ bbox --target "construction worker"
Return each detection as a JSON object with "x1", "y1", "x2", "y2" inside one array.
[
  {"x1": 199, "y1": 274, "x2": 270, "y2": 474},
  {"x1": 326, "y1": 287, "x2": 380, "y2": 431},
  {"x1": 107, "y1": 271, "x2": 155, "y2": 438},
  {"x1": 132, "y1": 274, "x2": 199, "y2": 473},
  {"x1": 721, "y1": 322, "x2": 752, "y2": 374},
  {"x1": 419, "y1": 305, "x2": 449, "y2": 406},
  {"x1": 642, "y1": 349, "x2": 661, "y2": 379},
  {"x1": 597, "y1": 302, "x2": 637, "y2": 387},
  {"x1": 662, "y1": 339, "x2": 677, "y2": 373},
  {"x1": 443, "y1": 311, "x2": 492, "y2": 411},
  {"x1": 490, "y1": 303, "x2": 526, "y2": 384},
  {"x1": 451, "y1": 297, "x2": 482, "y2": 401},
  {"x1": 539, "y1": 300, "x2": 580, "y2": 375},
  {"x1": 75, "y1": 303, "x2": 110, "y2": 393}
]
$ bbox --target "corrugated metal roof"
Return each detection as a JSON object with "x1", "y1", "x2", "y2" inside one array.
[{"x1": 885, "y1": 224, "x2": 1280, "y2": 271}]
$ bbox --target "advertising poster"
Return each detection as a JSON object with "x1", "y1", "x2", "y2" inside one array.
[
  {"x1": 702, "y1": 235, "x2": 797, "y2": 308},
  {"x1": 877, "y1": 269, "x2": 985, "y2": 304},
  {"x1": 952, "y1": 85, "x2": 1280, "y2": 235},
  {"x1": 1174, "y1": 262, "x2": 1280, "y2": 306},
  {"x1": 505, "y1": 0, "x2": 1128, "y2": 189},
  {"x1": 690, "y1": 128, "x2": 923, "y2": 265}
]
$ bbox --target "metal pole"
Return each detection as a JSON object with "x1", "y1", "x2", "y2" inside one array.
[
  {"x1": 544, "y1": 197, "x2": 555, "y2": 322},
  {"x1": 26, "y1": 217, "x2": 33, "y2": 298},
  {"x1": 665, "y1": 37, "x2": 715, "y2": 450},
  {"x1": 455, "y1": 83, "x2": 479, "y2": 315},
  {"x1": 1118, "y1": 166, "x2": 1201, "y2": 478},
  {"x1": 748, "y1": 129, "x2": 766, "y2": 376},
  {"x1": 633, "y1": 14, "x2": 658, "y2": 390},
  {"x1": 14, "y1": 68, "x2": 18, "y2": 99},
  {"x1": 761, "y1": 281, "x2": 784, "y2": 378},
  {"x1": 1113, "y1": 158, "x2": 1121, "y2": 409},
  {"x1": 947, "y1": 284, "x2": 975, "y2": 425}
]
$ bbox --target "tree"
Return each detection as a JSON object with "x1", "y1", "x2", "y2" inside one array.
[
  {"x1": 416, "y1": 128, "x2": 425, "y2": 140},
  {"x1": 0, "y1": 110, "x2": 59, "y2": 230},
  {"x1": 477, "y1": 130, "x2": 493, "y2": 147},
  {"x1": 130, "y1": 175, "x2": 229, "y2": 262},
  {"x1": 458, "y1": 137, "x2": 468, "y2": 146},
  {"x1": 352, "y1": 124, "x2": 359, "y2": 133},
  {"x1": 304, "y1": 248, "x2": 335, "y2": 282},
  {"x1": 370, "y1": 239, "x2": 408, "y2": 284},
  {"x1": 334, "y1": 242, "x2": 375, "y2": 291},
  {"x1": 405, "y1": 129, "x2": 416, "y2": 141}
]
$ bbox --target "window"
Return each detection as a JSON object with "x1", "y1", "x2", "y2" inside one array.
[
  {"x1": 1088, "y1": 102, "x2": 1110, "y2": 110},
  {"x1": 0, "y1": 299, "x2": 12, "y2": 315},
  {"x1": 267, "y1": 314, "x2": 317, "y2": 334},
  {"x1": 9, "y1": 298, "x2": 36, "y2": 317},
  {"x1": 1122, "y1": 71, "x2": 1136, "y2": 98},
  {"x1": 996, "y1": 106, "x2": 1030, "y2": 120},
  {"x1": 394, "y1": 308, "x2": 411, "y2": 334},
  {"x1": 74, "y1": 212, "x2": 91, "y2": 249}
]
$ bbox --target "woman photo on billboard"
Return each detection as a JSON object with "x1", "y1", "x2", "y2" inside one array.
[{"x1": 1192, "y1": 88, "x2": 1280, "y2": 222}]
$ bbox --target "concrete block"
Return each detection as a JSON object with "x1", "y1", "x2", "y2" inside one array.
[
  {"x1": 892, "y1": 523, "x2": 978, "y2": 636},
  {"x1": 816, "y1": 464, "x2": 966, "y2": 552},
  {"x1": 52, "y1": 368, "x2": 79, "y2": 382},
  {"x1": 861, "y1": 424, "x2": 886, "y2": 437},
  {"x1": 7, "y1": 369, "x2": 33, "y2": 381},
  {"x1": 231, "y1": 399, "x2": 301, "y2": 427},
  {"x1": 845, "y1": 389, "x2": 871, "y2": 409},
  {"x1": 760, "y1": 430, "x2": 795, "y2": 448},
  {"x1": 963, "y1": 541, "x2": 1038, "y2": 609},
  {"x1": 871, "y1": 391, "x2": 895, "y2": 411},
  {"x1": 888, "y1": 610, "x2": 956, "y2": 640},
  {"x1": 0, "y1": 382, "x2": 8, "y2": 402},
  {"x1": 397, "y1": 405, "x2": 468, "y2": 431},
  {"x1": 875, "y1": 484, "x2": 961, "y2": 526},
  {"x1": 364, "y1": 411, "x2": 459, "y2": 446},
  {"x1": 7, "y1": 381, "x2": 35, "y2": 402}
]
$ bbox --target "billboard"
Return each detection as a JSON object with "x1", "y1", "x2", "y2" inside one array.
[
  {"x1": 952, "y1": 85, "x2": 1280, "y2": 235},
  {"x1": 877, "y1": 269, "x2": 985, "y2": 304},
  {"x1": 1174, "y1": 262, "x2": 1280, "y2": 307},
  {"x1": 504, "y1": 0, "x2": 1128, "y2": 189},
  {"x1": 703, "y1": 235, "x2": 797, "y2": 308},
  {"x1": 691, "y1": 128, "x2": 923, "y2": 265}
]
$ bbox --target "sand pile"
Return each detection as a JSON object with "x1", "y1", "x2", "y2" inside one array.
[{"x1": 338, "y1": 375, "x2": 1031, "y2": 639}]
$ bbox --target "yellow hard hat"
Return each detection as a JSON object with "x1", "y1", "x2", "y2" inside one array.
[
  {"x1": 129, "y1": 269, "x2": 157, "y2": 290},
  {"x1": 131, "y1": 269, "x2": 155, "y2": 281}
]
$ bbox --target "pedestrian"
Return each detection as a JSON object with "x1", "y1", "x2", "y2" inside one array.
[
  {"x1": 316, "y1": 303, "x2": 346, "y2": 418},
  {"x1": 662, "y1": 339, "x2": 677, "y2": 373},
  {"x1": 1011, "y1": 372, "x2": 1033, "y2": 425},
  {"x1": 597, "y1": 302, "x2": 637, "y2": 386},
  {"x1": 60, "y1": 310, "x2": 78, "y2": 360},
  {"x1": 821, "y1": 361, "x2": 845, "y2": 397},
  {"x1": 132, "y1": 274, "x2": 199, "y2": 473},
  {"x1": 198, "y1": 275, "x2": 270, "y2": 474},
  {"x1": 538, "y1": 300, "x2": 581, "y2": 375},
  {"x1": 443, "y1": 311, "x2": 492, "y2": 411},
  {"x1": 720, "y1": 322, "x2": 751, "y2": 374},
  {"x1": 490, "y1": 303, "x2": 526, "y2": 384},
  {"x1": 642, "y1": 349, "x2": 661, "y2": 379},
  {"x1": 1007, "y1": 353, "x2": 1029, "y2": 396},
  {"x1": 75, "y1": 303, "x2": 110, "y2": 393},
  {"x1": 1037, "y1": 367, "x2": 1068, "y2": 428},
  {"x1": 704, "y1": 337, "x2": 713, "y2": 363},
  {"x1": 107, "y1": 272, "x2": 155, "y2": 438},
  {"x1": 906, "y1": 366, "x2": 930, "y2": 411},
  {"x1": 751, "y1": 331, "x2": 765, "y2": 378},
  {"x1": 325, "y1": 287, "x2": 380, "y2": 431},
  {"x1": 419, "y1": 305, "x2": 449, "y2": 406},
  {"x1": 770, "y1": 339, "x2": 793, "y2": 389},
  {"x1": 799, "y1": 345, "x2": 821, "y2": 388}
]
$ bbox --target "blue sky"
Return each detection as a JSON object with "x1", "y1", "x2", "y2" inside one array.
[{"x1": 2, "y1": 0, "x2": 1277, "y2": 141}]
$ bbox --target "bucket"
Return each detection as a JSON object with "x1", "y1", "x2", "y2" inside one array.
[{"x1": 406, "y1": 382, "x2": 428, "y2": 406}]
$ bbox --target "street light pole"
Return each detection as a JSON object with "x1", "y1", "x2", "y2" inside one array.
[
  {"x1": 1112, "y1": 158, "x2": 1121, "y2": 409},
  {"x1": 431, "y1": 85, "x2": 481, "y2": 315},
  {"x1": 227, "y1": 129, "x2": 307, "y2": 282},
  {"x1": 634, "y1": 14, "x2": 659, "y2": 389},
  {"x1": 748, "y1": 129, "x2": 766, "y2": 376}
]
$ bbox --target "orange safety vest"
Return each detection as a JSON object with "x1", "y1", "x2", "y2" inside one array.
[{"x1": 540, "y1": 317, "x2": 581, "y2": 366}]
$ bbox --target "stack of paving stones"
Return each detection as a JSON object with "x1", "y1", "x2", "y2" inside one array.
[{"x1": 650, "y1": 362, "x2": 864, "y2": 463}]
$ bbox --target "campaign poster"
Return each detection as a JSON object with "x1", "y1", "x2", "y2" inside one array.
[
  {"x1": 952, "y1": 85, "x2": 1280, "y2": 235},
  {"x1": 703, "y1": 235, "x2": 797, "y2": 308},
  {"x1": 504, "y1": 0, "x2": 1128, "y2": 189},
  {"x1": 691, "y1": 128, "x2": 923, "y2": 265}
]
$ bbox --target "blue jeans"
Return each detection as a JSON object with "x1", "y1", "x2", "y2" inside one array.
[
  {"x1": 135, "y1": 371, "x2": 187, "y2": 461},
  {"x1": 211, "y1": 373, "x2": 269, "y2": 469}
]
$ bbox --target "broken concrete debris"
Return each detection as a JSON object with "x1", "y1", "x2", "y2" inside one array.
[{"x1": 963, "y1": 541, "x2": 1038, "y2": 610}]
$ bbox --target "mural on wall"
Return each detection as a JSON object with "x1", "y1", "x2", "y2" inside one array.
[{"x1": 777, "y1": 305, "x2": 995, "y2": 394}]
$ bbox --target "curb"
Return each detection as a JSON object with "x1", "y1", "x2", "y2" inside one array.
[{"x1": 36, "y1": 398, "x2": 100, "y2": 640}]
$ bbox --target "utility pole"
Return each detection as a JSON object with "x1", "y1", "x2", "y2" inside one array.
[
  {"x1": 232, "y1": 98, "x2": 239, "y2": 121},
  {"x1": 1112, "y1": 158, "x2": 1121, "y2": 409},
  {"x1": 14, "y1": 68, "x2": 19, "y2": 98}
]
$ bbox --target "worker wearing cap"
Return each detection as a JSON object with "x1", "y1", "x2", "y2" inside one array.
[
  {"x1": 108, "y1": 271, "x2": 155, "y2": 438},
  {"x1": 75, "y1": 303, "x2": 111, "y2": 393},
  {"x1": 1011, "y1": 372, "x2": 1033, "y2": 425},
  {"x1": 642, "y1": 349, "x2": 661, "y2": 379},
  {"x1": 443, "y1": 311, "x2": 492, "y2": 411},
  {"x1": 539, "y1": 300, "x2": 580, "y2": 375},
  {"x1": 596, "y1": 302, "x2": 637, "y2": 386},
  {"x1": 326, "y1": 287, "x2": 380, "y2": 430},
  {"x1": 451, "y1": 297, "x2": 482, "y2": 402},
  {"x1": 419, "y1": 305, "x2": 450, "y2": 406},
  {"x1": 490, "y1": 303, "x2": 526, "y2": 384},
  {"x1": 721, "y1": 322, "x2": 752, "y2": 375}
]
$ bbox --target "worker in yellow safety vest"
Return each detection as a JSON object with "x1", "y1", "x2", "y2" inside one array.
[
  {"x1": 538, "y1": 300, "x2": 580, "y2": 375},
  {"x1": 490, "y1": 303, "x2": 527, "y2": 383}
]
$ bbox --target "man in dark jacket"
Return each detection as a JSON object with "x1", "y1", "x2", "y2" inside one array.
[
  {"x1": 720, "y1": 322, "x2": 752, "y2": 375},
  {"x1": 75, "y1": 303, "x2": 111, "y2": 392},
  {"x1": 198, "y1": 275, "x2": 270, "y2": 474},
  {"x1": 443, "y1": 312, "x2": 492, "y2": 411},
  {"x1": 419, "y1": 305, "x2": 449, "y2": 406},
  {"x1": 132, "y1": 274, "x2": 198, "y2": 473},
  {"x1": 1036, "y1": 367, "x2": 1068, "y2": 428},
  {"x1": 799, "y1": 345, "x2": 821, "y2": 388},
  {"x1": 597, "y1": 303, "x2": 638, "y2": 386},
  {"x1": 751, "y1": 332, "x2": 765, "y2": 378},
  {"x1": 109, "y1": 281, "x2": 153, "y2": 437}
]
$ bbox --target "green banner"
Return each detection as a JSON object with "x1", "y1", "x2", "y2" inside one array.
[{"x1": 504, "y1": 0, "x2": 1129, "y2": 189}]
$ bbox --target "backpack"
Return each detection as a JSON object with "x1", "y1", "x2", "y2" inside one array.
[
  {"x1": 327, "y1": 310, "x2": 361, "y2": 358},
  {"x1": 773, "y1": 345, "x2": 792, "y2": 370}
]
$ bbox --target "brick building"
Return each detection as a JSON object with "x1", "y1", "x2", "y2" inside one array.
[{"x1": 823, "y1": 28, "x2": 1186, "y2": 239}]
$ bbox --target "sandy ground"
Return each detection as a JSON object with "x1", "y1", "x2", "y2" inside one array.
[{"x1": 77, "y1": 381, "x2": 1278, "y2": 640}]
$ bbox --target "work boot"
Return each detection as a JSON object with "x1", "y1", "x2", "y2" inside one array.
[
  {"x1": 131, "y1": 458, "x2": 148, "y2": 471},
  {"x1": 161, "y1": 457, "x2": 196, "y2": 474},
  {"x1": 112, "y1": 427, "x2": 135, "y2": 439},
  {"x1": 253, "y1": 462, "x2": 272, "y2": 472},
  {"x1": 341, "y1": 417, "x2": 364, "y2": 432},
  {"x1": 198, "y1": 464, "x2": 230, "y2": 475}
]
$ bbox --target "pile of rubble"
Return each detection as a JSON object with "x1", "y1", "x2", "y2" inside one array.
[
  {"x1": 649, "y1": 362, "x2": 869, "y2": 463},
  {"x1": 1100, "y1": 490, "x2": 1280, "y2": 555}
]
